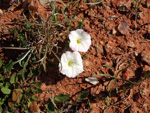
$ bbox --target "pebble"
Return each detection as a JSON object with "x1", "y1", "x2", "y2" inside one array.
[
  {"x1": 118, "y1": 21, "x2": 128, "y2": 35},
  {"x1": 39, "y1": 0, "x2": 54, "y2": 6},
  {"x1": 112, "y1": 28, "x2": 117, "y2": 34},
  {"x1": 85, "y1": 77, "x2": 99, "y2": 85}
]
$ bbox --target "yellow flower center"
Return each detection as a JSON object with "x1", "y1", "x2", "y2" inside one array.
[
  {"x1": 68, "y1": 61, "x2": 72, "y2": 66},
  {"x1": 77, "y1": 39, "x2": 80, "y2": 44}
]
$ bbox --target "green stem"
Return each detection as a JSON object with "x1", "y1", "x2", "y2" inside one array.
[
  {"x1": 22, "y1": 53, "x2": 32, "y2": 84},
  {"x1": 118, "y1": 78, "x2": 138, "y2": 85}
]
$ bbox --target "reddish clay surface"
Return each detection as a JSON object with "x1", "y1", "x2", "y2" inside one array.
[{"x1": 0, "y1": 0, "x2": 150, "y2": 112}]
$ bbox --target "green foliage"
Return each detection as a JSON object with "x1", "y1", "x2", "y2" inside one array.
[
  {"x1": 10, "y1": 74, "x2": 16, "y2": 84},
  {"x1": 45, "y1": 99, "x2": 55, "y2": 112},
  {"x1": 105, "y1": 96, "x2": 109, "y2": 106},
  {"x1": 1, "y1": 87, "x2": 11, "y2": 94},
  {"x1": 123, "y1": 86, "x2": 127, "y2": 95},
  {"x1": 4, "y1": 60, "x2": 14, "y2": 73},
  {"x1": 132, "y1": 0, "x2": 143, "y2": 10},
  {"x1": 0, "y1": 59, "x2": 3, "y2": 68},
  {"x1": 32, "y1": 95, "x2": 38, "y2": 101},
  {"x1": 54, "y1": 94, "x2": 70, "y2": 102},
  {"x1": 32, "y1": 82, "x2": 41, "y2": 88},
  {"x1": 0, "y1": 0, "x2": 84, "y2": 112},
  {"x1": 85, "y1": 0, "x2": 102, "y2": 5},
  {"x1": 95, "y1": 61, "x2": 138, "y2": 93},
  {"x1": 82, "y1": 54, "x2": 86, "y2": 59},
  {"x1": 0, "y1": 74, "x2": 4, "y2": 81},
  {"x1": 77, "y1": 91, "x2": 89, "y2": 101}
]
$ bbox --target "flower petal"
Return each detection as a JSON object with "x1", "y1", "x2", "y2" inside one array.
[
  {"x1": 76, "y1": 29, "x2": 84, "y2": 34},
  {"x1": 69, "y1": 41, "x2": 79, "y2": 52},
  {"x1": 73, "y1": 52, "x2": 83, "y2": 64},
  {"x1": 78, "y1": 42, "x2": 88, "y2": 52},
  {"x1": 70, "y1": 31, "x2": 79, "y2": 39},
  {"x1": 69, "y1": 33, "x2": 77, "y2": 42},
  {"x1": 59, "y1": 51, "x2": 84, "y2": 78},
  {"x1": 69, "y1": 29, "x2": 91, "y2": 52},
  {"x1": 81, "y1": 31, "x2": 91, "y2": 39},
  {"x1": 65, "y1": 51, "x2": 74, "y2": 61}
]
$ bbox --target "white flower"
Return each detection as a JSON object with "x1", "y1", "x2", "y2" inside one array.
[
  {"x1": 69, "y1": 29, "x2": 91, "y2": 52},
  {"x1": 59, "y1": 51, "x2": 84, "y2": 78}
]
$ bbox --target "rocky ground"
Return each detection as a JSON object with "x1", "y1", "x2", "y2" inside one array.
[{"x1": 0, "y1": 0, "x2": 150, "y2": 112}]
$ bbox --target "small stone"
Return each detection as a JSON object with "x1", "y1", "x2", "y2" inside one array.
[
  {"x1": 39, "y1": 0, "x2": 54, "y2": 6},
  {"x1": 127, "y1": 41, "x2": 135, "y2": 47},
  {"x1": 134, "y1": 52, "x2": 138, "y2": 56},
  {"x1": 118, "y1": 21, "x2": 128, "y2": 35},
  {"x1": 85, "y1": 77, "x2": 99, "y2": 85},
  {"x1": 0, "y1": 9, "x2": 3, "y2": 15},
  {"x1": 112, "y1": 28, "x2": 117, "y2": 34}
]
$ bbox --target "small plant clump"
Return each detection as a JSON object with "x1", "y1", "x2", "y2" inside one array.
[{"x1": 0, "y1": 0, "x2": 85, "y2": 112}]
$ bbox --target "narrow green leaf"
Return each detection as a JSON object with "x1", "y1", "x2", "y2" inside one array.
[
  {"x1": 72, "y1": 5, "x2": 79, "y2": 19},
  {"x1": 54, "y1": 94, "x2": 69, "y2": 102},
  {"x1": 1, "y1": 87, "x2": 11, "y2": 94},
  {"x1": 115, "y1": 79, "x2": 118, "y2": 93},
  {"x1": 116, "y1": 61, "x2": 131, "y2": 77},
  {"x1": 85, "y1": 0, "x2": 101, "y2": 5},
  {"x1": 103, "y1": 65, "x2": 115, "y2": 73},
  {"x1": 94, "y1": 74, "x2": 115, "y2": 78},
  {"x1": 28, "y1": 70, "x2": 33, "y2": 78},
  {"x1": 0, "y1": 59, "x2": 3, "y2": 68},
  {"x1": 77, "y1": 91, "x2": 89, "y2": 101},
  {"x1": 118, "y1": 78, "x2": 138, "y2": 85},
  {"x1": 107, "y1": 80, "x2": 114, "y2": 91},
  {"x1": 10, "y1": 74, "x2": 16, "y2": 84},
  {"x1": 4, "y1": 60, "x2": 14, "y2": 73},
  {"x1": 105, "y1": 96, "x2": 109, "y2": 106},
  {"x1": 123, "y1": 86, "x2": 126, "y2": 95}
]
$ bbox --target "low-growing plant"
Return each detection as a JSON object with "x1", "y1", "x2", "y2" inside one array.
[
  {"x1": 94, "y1": 60, "x2": 138, "y2": 94},
  {"x1": 132, "y1": 0, "x2": 143, "y2": 11},
  {"x1": 45, "y1": 91, "x2": 91, "y2": 112},
  {"x1": 0, "y1": 0, "x2": 85, "y2": 112}
]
